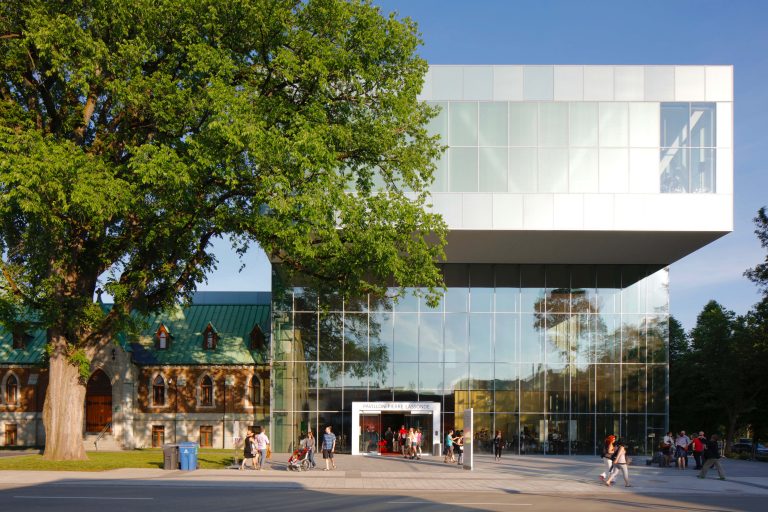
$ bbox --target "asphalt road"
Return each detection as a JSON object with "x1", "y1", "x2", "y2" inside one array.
[{"x1": 0, "y1": 484, "x2": 764, "y2": 512}]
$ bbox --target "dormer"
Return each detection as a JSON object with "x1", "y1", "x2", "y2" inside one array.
[
  {"x1": 202, "y1": 323, "x2": 218, "y2": 350},
  {"x1": 12, "y1": 328, "x2": 29, "y2": 350},
  {"x1": 250, "y1": 324, "x2": 266, "y2": 351},
  {"x1": 155, "y1": 323, "x2": 171, "y2": 350}
]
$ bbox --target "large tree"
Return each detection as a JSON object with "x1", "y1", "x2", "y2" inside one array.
[
  {"x1": 743, "y1": 208, "x2": 768, "y2": 449},
  {"x1": 0, "y1": 0, "x2": 446, "y2": 460},
  {"x1": 686, "y1": 301, "x2": 763, "y2": 450}
]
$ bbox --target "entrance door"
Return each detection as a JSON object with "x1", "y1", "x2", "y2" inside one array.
[
  {"x1": 359, "y1": 414, "x2": 382, "y2": 453},
  {"x1": 85, "y1": 369, "x2": 112, "y2": 433},
  {"x1": 351, "y1": 402, "x2": 442, "y2": 455}
]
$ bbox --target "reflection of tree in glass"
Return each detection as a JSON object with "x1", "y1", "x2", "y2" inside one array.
[
  {"x1": 531, "y1": 288, "x2": 620, "y2": 415},
  {"x1": 532, "y1": 289, "x2": 604, "y2": 363},
  {"x1": 279, "y1": 284, "x2": 391, "y2": 384}
]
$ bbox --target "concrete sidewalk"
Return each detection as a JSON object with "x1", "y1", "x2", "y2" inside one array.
[{"x1": 1, "y1": 454, "x2": 766, "y2": 496}]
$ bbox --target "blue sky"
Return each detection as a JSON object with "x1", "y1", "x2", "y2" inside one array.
[{"x1": 202, "y1": 0, "x2": 768, "y2": 331}]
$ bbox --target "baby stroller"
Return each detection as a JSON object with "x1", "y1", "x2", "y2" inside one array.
[{"x1": 287, "y1": 446, "x2": 311, "y2": 471}]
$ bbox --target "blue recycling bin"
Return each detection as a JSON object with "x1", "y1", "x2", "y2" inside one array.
[{"x1": 179, "y1": 442, "x2": 198, "y2": 471}]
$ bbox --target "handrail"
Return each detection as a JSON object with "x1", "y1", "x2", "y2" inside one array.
[{"x1": 94, "y1": 422, "x2": 112, "y2": 451}]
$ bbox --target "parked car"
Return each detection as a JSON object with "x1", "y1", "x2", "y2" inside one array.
[{"x1": 731, "y1": 440, "x2": 768, "y2": 456}]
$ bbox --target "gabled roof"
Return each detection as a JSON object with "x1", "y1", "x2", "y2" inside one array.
[
  {"x1": 1, "y1": 292, "x2": 271, "y2": 366},
  {"x1": 129, "y1": 303, "x2": 270, "y2": 366}
]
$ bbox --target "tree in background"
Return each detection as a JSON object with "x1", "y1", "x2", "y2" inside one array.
[
  {"x1": 669, "y1": 207, "x2": 768, "y2": 453},
  {"x1": 0, "y1": 0, "x2": 446, "y2": 460},
  {"x1": 745, "y1": 207, "x2": 768, "y2": 296},
  {"x1": 687, "y1": 301, "x2": 759, "y2": 451},
  {"x1": 668, "y1": 316, "x2": 705, "y2": 432},
  {"x1": 671, "y1": 302, "x2": 760, "y2": 451},
  {"x1": 743, "y1": 207, "x2": 768, "y2": 451}
]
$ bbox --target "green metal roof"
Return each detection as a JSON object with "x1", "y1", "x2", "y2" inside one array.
[
  {"x1": 129, "y1": 304, "x2": 270, "y2": 366},
  {"x1": 0, "y1": 329, "x2": 47, "y2": 365},
  {"x1": 1, "y1": 296, "x2": 271, "y2": 366}
]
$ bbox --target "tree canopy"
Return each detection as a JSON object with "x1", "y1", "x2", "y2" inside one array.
[
  {"x1": 0, "y1": 0, "x2": 446, "y2": 459},
  {"x1": 0, "y1": 0, "x2": 446, "y2": 342},
  {"x1": 669, "y1": 206, "x2": 768, "y2": 451}
]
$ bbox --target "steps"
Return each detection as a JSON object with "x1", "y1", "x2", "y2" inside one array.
[{"x1": 83, "y1": 433, "x2": 123, "y2": 451}]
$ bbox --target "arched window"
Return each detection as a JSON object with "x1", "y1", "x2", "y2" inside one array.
[
  {"x1": 5, "y1": 374, "x2": 19, "y2": 406},
  {"x1": 200, "y1": 375, "x2": 213, "y2": 406},
  {"x1": 249, "y1": 376, "x2": 261, "y2": 406},
  {"x1": 152, "y1": 375, "x2": 165, "y2": 406}
]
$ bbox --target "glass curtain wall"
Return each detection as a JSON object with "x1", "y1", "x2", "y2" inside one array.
[
  {"x1": 427, "y1": 100, "x2": 716, "y2": 195},
  {"x1": 271, "y1": 264, "x2": 669, "y2": 455}
]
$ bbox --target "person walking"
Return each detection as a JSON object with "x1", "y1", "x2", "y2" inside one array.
[
  {"x1": 405, "y1": 427, "x2": 414, "y2": 459},
  {"x1": 599, "y1": 434, "x2": 616, "y2": 481},
  {"x1": 493, "y1": 430, "x2": 503, "y2": 461},
  {"x1": 676, "y1": 430, "x2": 691, "y2": 470},
  {"x1": 254, "y1": 426, "x2": 270, "y2": 470},
  {"x1": 415, "y1": 428, "x2": 423, "y2": 460},
  {"x1": 697, "y1": 434, "x2": 726, "y2": 480},
  {"x1": 444, "y1": 429, "x2": 455, "y2": 463},
  {"x1": 662, "y1": 431, "x2": 674, "y2": 467},
  {"x1": 691, "y1": 431, "x2": 707, "y2": 470},
  {"x1": 240, "y1": 429, "x2": 255, "y2": 470},
  {"x1": 322, "y1": 425, "x2": 336, "y2": 471},
  {"x1": 455, "y1": 431, "x2": 465, "y2": 465},
  {"x1": 302, "y1": 430, "x2": 317, "y2": 469},
  {"x1": 398, "y1": 425, "x2": 408, "y2": 457},
  {"x1": 605, "y1": 439, "x2": 631, "y2": 487},
  {"x1": 384, "y1": 427, "x2": 394, "y2": 453}
]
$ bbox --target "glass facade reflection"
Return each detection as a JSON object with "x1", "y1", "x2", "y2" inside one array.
[
  {"x1": 271, "y1": 264, "x2": 669, "y2": 456},
  {"x1": 660, "y1": 102, "x2": 716, "y2": 193},
  {"x1": 426, "y1": 100, "x2": 717, "y2": 195}
]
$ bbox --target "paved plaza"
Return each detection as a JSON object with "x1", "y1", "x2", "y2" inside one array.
[{"x1": 0, "y1": 454, "x2": 766, "y2": 510}]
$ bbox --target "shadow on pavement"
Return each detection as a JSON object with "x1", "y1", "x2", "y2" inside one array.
[{"x1": 0, "y1": 480, "x2": 491, "y2": 512}]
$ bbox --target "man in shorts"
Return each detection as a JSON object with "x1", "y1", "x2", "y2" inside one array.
[
  {"x1": 444, "y1": 429, "x2": 454, "y2": 463},
  {"x1": 322, "y1": 425, "x2": 336, "y2": 471}
]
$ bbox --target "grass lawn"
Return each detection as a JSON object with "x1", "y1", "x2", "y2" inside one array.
[{"x1": 0, "y1": 449, "x2": 235, "y2": 471}]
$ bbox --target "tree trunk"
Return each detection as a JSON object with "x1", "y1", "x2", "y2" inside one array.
[{"x1": 42, "y1": 340, "x2": 88, "y2": 461}]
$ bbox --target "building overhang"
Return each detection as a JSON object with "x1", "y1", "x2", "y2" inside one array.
[{"x1": 443, "y1": 230, "x2": 729, "y2": 265}]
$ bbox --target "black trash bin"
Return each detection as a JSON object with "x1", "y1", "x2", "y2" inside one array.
[{"x1": 163, "y1": 444, "x2": 179, "y2": 470}]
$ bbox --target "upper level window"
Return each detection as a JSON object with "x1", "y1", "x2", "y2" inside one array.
[
  {"x1": 12, "y1": 329, "x2": 28, "y2": 350},
  {"x1": 660, "y1": 102, "x2": 716, "y2": 193},
  {"x1": 200, "y1": 375, "x2": 213, "y2": 406},
  {"x1": 250, "y1": 325, "x2": 266, "y2": 351},
  {"x1": 5, "y1": 374, "x2": 19, "y2": 405},
  {"x1": 156, "y1": 324, "x2": 170, "y2": 350},
  {"x1": 202, "y1": 323, "x2": 218, "y2": 350},
  {"x1": 152, "y1": 375, "x2": 166, "y2": 406}
]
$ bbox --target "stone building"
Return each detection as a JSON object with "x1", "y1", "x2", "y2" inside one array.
[{"x1": 0, "y1": 292, "x2": 270, "y2": 450}]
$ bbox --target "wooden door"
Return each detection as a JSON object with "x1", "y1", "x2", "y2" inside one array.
[
  {"x1": 85, "y1": 369, "x2": 112, "y2": 433},
  {"x1": 86, "y1": 395, "x2": 112, "y2": 432}
]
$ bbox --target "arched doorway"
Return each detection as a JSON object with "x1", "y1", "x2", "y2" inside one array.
[{"x1": 85, "y1": 369, "x2": 112, "y2": 433}]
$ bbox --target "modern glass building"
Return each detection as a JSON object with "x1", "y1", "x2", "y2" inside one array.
[{"x1": 270, "y1": 65, "x2": 733, "y2": 456}]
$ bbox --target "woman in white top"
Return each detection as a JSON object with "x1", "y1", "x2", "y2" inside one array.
[
  {"x1": 599, "y1": 435, "x2": 616, "y2": 481},
  {"x1": 415, "y1": 428, "x2": 422, "y2": 460},
  {"x1": 406, "y1": 427, "x2": 415, "y2": 459},
  {"x1": 254, "y1": 426, "x2": 270, "y2": 470},
  {"x1": 605, "y1": 439, "x2": 630, "y2": 487}
]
